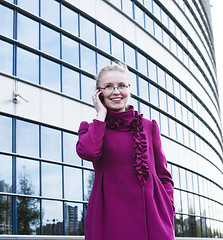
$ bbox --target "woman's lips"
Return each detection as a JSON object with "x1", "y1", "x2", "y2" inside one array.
[{"x1": 110, "y1": 97, "x2": 122, "y2": 103}]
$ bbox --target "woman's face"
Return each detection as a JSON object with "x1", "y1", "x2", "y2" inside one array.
[{"x1": 99, "y1": 70, "x2": 130, "y2": 112}]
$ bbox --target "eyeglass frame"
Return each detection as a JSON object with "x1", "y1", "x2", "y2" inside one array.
[{"x1": 98, "y1": 84, "x2": 130, "y2": 92}]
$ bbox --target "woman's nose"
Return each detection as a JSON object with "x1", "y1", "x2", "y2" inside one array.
[{"x1": 112, "y1": 87, "x2": 121, "y2": 94}]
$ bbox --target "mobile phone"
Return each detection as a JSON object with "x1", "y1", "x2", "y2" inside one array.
[{"x1": 99, "y1": 93, "x2": 104, "y2": 102}]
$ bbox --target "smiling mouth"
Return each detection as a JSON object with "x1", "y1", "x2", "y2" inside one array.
[{"x1": 110, "y1": 98, "x2": 122, "y2": 101}]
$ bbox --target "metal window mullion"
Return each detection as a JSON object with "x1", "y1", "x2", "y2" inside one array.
[
  {"x1": 81, "y1": 159, "x2": 86, "y2": 235},
  {"x1": 39, "y1": 124, "x2": 43, "y2": 235},
  {"x1": 61, "y1": 131, "x2": 65, "y2": 235},
  {"x1": 59, "y1": 1, "x2": 63, "y2": 94},
  {"x1": 12, "y1": 117, "x2": 17, "y2": 234}
]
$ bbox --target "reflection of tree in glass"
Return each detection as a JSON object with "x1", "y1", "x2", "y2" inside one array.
[
  {"x1": 77, "y1": 171, "x2": 95, "y2": 235},
  {"x1": 86, "y1": 171, "x2": 95, "y2": 201},
  {"x1": 17, "y1": 169, "x2": 40, "y2": 234},
  {"x1": 175, "y1": 214, "x2": 183, "y2": 237},
  {"x1": 0, "y1": 181, "x2": 12, "y2": 234}
]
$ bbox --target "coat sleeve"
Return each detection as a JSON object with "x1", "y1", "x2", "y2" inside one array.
[
  {"x1": 152, "y1": 119, "x2": 174, "y2": 207},
  {"x1": 76, "y1": 119, "x2": 106, "y2": 162}
]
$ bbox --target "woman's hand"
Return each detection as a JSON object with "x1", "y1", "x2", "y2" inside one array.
[{"x1": 92, "y1": 89, "x2": 107, "y2": 121}]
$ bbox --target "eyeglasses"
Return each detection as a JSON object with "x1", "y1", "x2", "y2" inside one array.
[{"x1": 99, "y1": 84, "x2": 130, "y2": 92}]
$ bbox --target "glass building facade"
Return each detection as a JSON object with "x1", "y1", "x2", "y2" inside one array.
[{"x1": 0, "y1": 0, "x2": 222, "y2": 238}]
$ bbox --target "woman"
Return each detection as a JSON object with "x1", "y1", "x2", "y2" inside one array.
[{"x1": 76, "y1": 62, "x2": 175, "y2": 240}]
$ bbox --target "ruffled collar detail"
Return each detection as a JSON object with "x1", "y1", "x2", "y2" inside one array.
[
  {"x1": 105, "y1": 106, "x2": 135, "y2": 131},
  {"x1": 105, "y1": 105, "x2": 149, "y2": 186}
]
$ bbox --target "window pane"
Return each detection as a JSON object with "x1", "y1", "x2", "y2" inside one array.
[
  {"x1": 145, "y1": 15, "x2": 154, "y2": 35},
  {"x1": 163, "y1": 30, "x2": 170, "y2": 49},
  {"x1": 0, "y1": 40, "x2": 13, "y2": 75},
  {"x1": 41, "y1": 57, "x2": 60, "y2": 91},
  {"x1": 17, "y1": 158, "x2": 39, "y2": 196},
  {"x1": 16, "y1": 120, "x2": 39, "y2": 157},
  {"x1": 0, "y1": 195, "x2": 12, "y2": 234},
  {"x1": 169, "y1": 118, "x2": 176, "y2": 140},
  {"x1": 61, "y1": 5, "x2": 78, "y2": 36},
  {"x1": 176, "y1": 122, "x2": 183, "y2": 144},
  {"x1": 160, "y1": 114, "x2": 169, "y2": 136},
  {"x1": 17, "y1": 14, "x2": 39, "y2": 49},
  {"x1": 124, "y1": 44, "x2": 135, "y2": 68},
  {"x1": 129, "y1": 97, "x2": 139, "y2": 111},
  {"x1": 170, "y1": 38, "x2": 177, "y2": 56},
  {"x1": 187, "y1": 171, "x2": 193, "y2": 192},
  {"x1": 80, "y1": 16, "x2": 95, "y2": 45},
  {"x1": 188, "y1": 193, "x2": 195, "y2": 214},
  {"x1": 41, "y1": 0, "x2": 59, "y2": 26},
  {"x1": 137, "y1": 52, "x2": 147, "y2": 76},
  {"x1": 144, "y1": 0, "x2": 152, "y2": 12},
  {"x1": 128, "y1": 71, "x2": 137, "y2": 96},
  {"x1": 183, "y1": 127, "x2": 189, "y2": 147},
  {"x1": 148, "y1": 60, "x2": 157, "y2": 82},
  {"x1": 41, "y1": 25, "x2": 60, "y2": 58},
  {"x1": 180, "y1": 168, "x2": 187, "y2": 190},
  {"x1": 64, "y1": 166, "x2": 82, "y2": 201},
  {"x1": 154, "y1": 22, "x2": 162, "y2": 42},
  {"x1": 84, "y1": 170, "x2": 94, "y2": 201},
  {"x1": 138, "y1": 77, "x2": 149, "y2": 101},
  {"x1": 122, "y1": 0, "x2": 132, "y2": 16},
  {"x1": 149, "y1": 84, "x2": 158, "y2": 107},
  {"x1": 150, "y1": 108, "x2": 160, "y2": 124},
  {"x1": 181, "y1": 191, "x2": 188, "y2": 214},
  {"x1": 41, "y1": 163, "x2": 62, "y2": 198},
  {"x1": 97, "y1": 54, "x2": 111, "y2": 74},
  {"x1": 17, "y1": 47, "x2": 39, "y2": 84},
  {"x1": 167, "y1": 95, "x2": 175, "y2": 116},
  {"x1": 183, "y1": 214, "x2": 190, "y2": 236},
  {"x1": 182, "y1": 106, "x2": 188, "y2": 125},
  {"x1": 175, "y1": 101, "x2": 182, "y2": 120},
  {"x1": 41, "y1": 126, "x2": 61, "y2": 162},
  {"x1": 62, "y1": 35, "x2": 79, "y2": 67},
  {"x1": 165, "y1": 74, "x2": 173, "y2": 93},
  {"x1": 0, "y1": 155, "x2": 12, "y2": 193},
  {"x1": 139, "y1": 102, "x2": 150, "y2": 119},
  {"x1": 157, "y1": 67, "x2": 165, "y2": 88},
  {"x1": 62, "y1": 67, "x2": 80, "y2": 98},
  {"x1": 161, "y1": 9, "x2": 169, "y2": 28},
  {"x1": 134, "y1": 5, "x2": 144, "y2": 27},
  {"x1": 175, "y1": 214, "x2": 183, "y2": 236},
  {"x1": 42, "y1": 200, "x2": 63, "y2": 235},
  {"x1": 18, "y1": 0, "x2": 39, "y2": 16},
  {"x1": 159, "y1": 90, "x2": 167, "y2": 112},
  {"x1": 80, "y1": 45, "x2": 96, "y2": 75},
  {"x1": 0, "y1": 115, "x2": 12, "y2": 152},
  {"x1": 17, "y1": 197, "x2": 40, "y2": 234},
  {"x1": 96, "y1": 26, "x2": 110, "y2": 53},
  {"x1": 153, "y1": 1, "x2": 161, "y2": 20},
  {"x1": 174, "y1": 189, "x2": 181, "y2": 213},
  {"x1": 172, "y1": 165, "x2": 180, "y2": 188},
  {"x1": 0, "y1": 5, "x2": 13, "y2": 38},
  {"x1": 81, "y1": 75, "x2": 96, "y2": 104},
  {"x1": 65, "y1": 202, "x2": 84, "y2": 235},
  {"x1": 111, "y1": 35, "x2": 123, "y2": 61},
  {"x1": 63, "y1": 132, "x2": 81, "y2": 165}
]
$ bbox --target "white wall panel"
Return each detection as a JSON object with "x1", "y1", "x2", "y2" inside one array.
[
  {"x1": 0, "y1": 75, "x2": 96, "y2": 132},
  {"x1": 16, "y1": 80, "x2": 41, "y2": 120}
]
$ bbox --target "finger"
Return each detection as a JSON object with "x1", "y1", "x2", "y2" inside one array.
[{"x1": 92, "y1": 89, "x2": 99, "y2": 100}]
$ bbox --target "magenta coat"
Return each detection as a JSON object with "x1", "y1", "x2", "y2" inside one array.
[{"x1": 76, "y1": 106, "x2": 175, "y2": 240}]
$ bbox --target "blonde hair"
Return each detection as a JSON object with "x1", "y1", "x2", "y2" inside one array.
[{"x1": 96, "y1": 61, "x2": 129, "y2": 88}]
